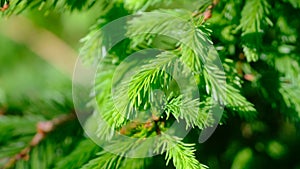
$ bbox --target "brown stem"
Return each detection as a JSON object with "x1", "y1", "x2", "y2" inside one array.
[
  {"x1": 0, "y1": 107, "x2": 6, "y2": 116},
  {"x1": 193, "y1": 0, "x2": 219, "y2": 21},
  {"x1": 3, "y1": 113, "x2": 76, "y2": 169},
  {"x1": 204, "y1": 0, "x2": 219, "y2": 21},
  {"x1": 0, "y1": 0, "x2": 9, "y2": 12}
]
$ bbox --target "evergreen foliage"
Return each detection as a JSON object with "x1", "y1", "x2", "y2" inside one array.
[{"x1": 1, "y1": 0, "x2": 300, "y2": 169}]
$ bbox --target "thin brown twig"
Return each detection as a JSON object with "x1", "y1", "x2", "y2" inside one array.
[
  {"x1": 203, "y1": 0, "x2": 219, "y2": 21},
  {"x1": 0, "y1": 0, "x2": 9, "y2": 12},
  {"x1": 192, "y1": 0, "x2": 220, "y2": 21},
  {"x1": 3, "y1": 113, "x2": 76, "y2": 169}
]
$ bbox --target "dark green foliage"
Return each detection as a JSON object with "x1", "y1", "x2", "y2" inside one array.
[
  {"x1": 1, "y1": 0, "x2": 300, "y2": 169},
  {"x1": 54, "y1": 139, "x2": 101, "y2": 169}
]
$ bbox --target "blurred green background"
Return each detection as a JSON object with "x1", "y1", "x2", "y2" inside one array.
[
  {"x1": 0, "y1": 9, "x2": 97, "y2": 116},
  {"x1": 0, "y1": 9, "x2": 98, "y2": 168}
]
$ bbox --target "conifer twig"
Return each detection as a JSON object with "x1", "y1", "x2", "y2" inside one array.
[
  {"x1": 192, "y1": 0, "x2": 219, "y2": 21},
  {"x1": 3, "y1": 113, "x2": 76, "y2": 169},
  {"x1": 203, "y1": 0, "x2": 219, "y2": 21},
  {"x1": 0, "y1": 0, "x2": 9, "y2": 12}
]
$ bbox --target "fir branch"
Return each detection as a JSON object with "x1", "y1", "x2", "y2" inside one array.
[
  {"x1": 79, "y1": 28, "x2": 104, "y2": 65},
  {"x1": 102, "y1": 51, "x2": 178, "y2": 124},
  {"x1": 237, "y1": 0, "x2": 273, "y2": 62},
  {"x1": 1, "y1": 0, "x2": 96, "y2": 16},
  {"x1": 127, "y1": 8, "x2": 256, "y2": 119},
  {"x1": 81, "y1": 152, "x2": 124, "y2": 169},
  {"x1": 223, "y1": 85, "x2": 256, "y2": 115},
  {"x1": 179, "y1": 23, "x2": 255, "y2": 113},
  {"x1": 127, "y1": 9, "x2": 193, "y2": 49},
  {"x1": 124, "y1": 0, "x2": 173, "y2": 12},
  {"x1": 93, "y1": 62, "x2": 128, "y2": 140},
  {"x1": 94, "y1": 52, "x2": 179, "y2": 139},
  {"x1": 95, "y1": 99, "x2": 127, "y2": 140},
  {"x1": 154, "y1": 133, "x2": 208, "y2": 169},
  {"x1": 81, "y1": 139, "x2": 148, "y2": 169},
  {"x1": 164, "y1": 95, "x2": 214, "y2": 129},
  {"x1": 179, "y1": 27, "x2": 212, "y2": 74},
  {"x1": 125, "y1": 51, "x2": 177, "y2": 109},
  {"x1": 94, "y1": 61, "x2": 116, "y2": 106},
  {"x1": 0, "y1": 116, "x2": 40, "y2": 158},
  {"x1": 238, "y1": 0, "x2": 273, "y2": 35},
  {"x1": 275, "y1": 56, "x2": 300, "y2": 118},
  {"x1": 279, "y1": 83, "x2": 300, "y2": 117},
  {"x1": 3, "y1": 113, "x2": 76, "y2": 169}
]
